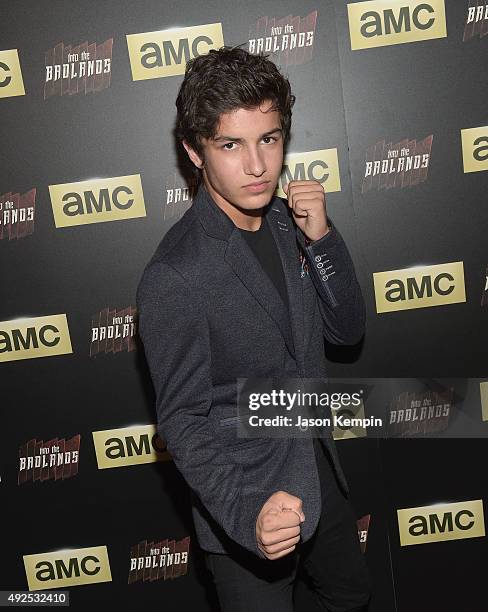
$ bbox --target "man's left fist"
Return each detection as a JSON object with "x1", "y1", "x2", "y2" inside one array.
[{"x1": 282, "y1": 180, "x2": 330, "y2": 242}]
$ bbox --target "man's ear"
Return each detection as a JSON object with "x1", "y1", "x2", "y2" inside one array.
[{"x1": 182, "y1": 140, "x2": 204, "y2": 169}]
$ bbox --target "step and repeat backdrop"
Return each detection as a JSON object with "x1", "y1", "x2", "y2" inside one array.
[{"x1": 2, "y1": 1, "x2": 487, "y2": 610}]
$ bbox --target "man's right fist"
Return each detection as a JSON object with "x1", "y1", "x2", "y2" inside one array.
[{"x1": 255, "y1": 490, "x2": 305, "y2": 560}]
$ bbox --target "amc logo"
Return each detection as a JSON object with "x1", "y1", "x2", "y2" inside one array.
[
  {"x1": 0, "y1": 314, "x2": 72, "y2": 363},
  {"x1": 23, "y1": 546, "x2": 112, "y2": 591},
  {"x1": 461, "y1": 125, "x2": 488, "y2": 174},
  {"x1": 332, "y1": 402, "x2": 368, "y2": 441},
  {"x1": 397, "y1": 500, "x2": 485, "y2": 546},
  {"x1": 347, "y1": 0, "x2": 447, "y2": 50},
  {"x1": 49, "y1": 174, "x2": 146, "y2": 228},
  {"x1": 276, "y1": 149, "x2": 341, "y2": 197},
  {"x1": 0, "y1": 49, "x2": 25, "y2": 98},
  {"x1": 126, "y1": 23, "x2": 224, "y2": 80},
  {"x1": 373, "y1": 262, "x2": 466, "y2": 313},
  {"x1": 92, "y1": 424, "x2": 171, "y2": 469}
]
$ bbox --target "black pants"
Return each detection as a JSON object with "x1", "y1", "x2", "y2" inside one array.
[{"x1": 204, "y1": 439, "x2": 372, "y2": 612}]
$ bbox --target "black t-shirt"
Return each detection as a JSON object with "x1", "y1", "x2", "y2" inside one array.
[{"x1": 238, "y1": 214, "x2": 289, "y2": 311}]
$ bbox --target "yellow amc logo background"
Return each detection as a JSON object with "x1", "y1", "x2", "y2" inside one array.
[
  {"x1": 0, "y1": 49, "x2": 25, "y2": 98},
  {"x1": 0, "y1": 314, "x2": 72, "y2": 363},
  {"x1": 461, "y1": 126, "x2": 488, "y2": 173},
  {"x1": 397, "y1": 500, "x2": 485, "y2": 546},
  {"x1": 332, "y1": 401, "x2": 368, "y2": 441},
  {"x1": 127, "y1": 23, "x2": 224, "y2": 80},
  {"x1": 23, "y1": 546, "x2": 112, "y2": 591},
  {"x1": 276, "y1": 149, "x2": 341, "y2": 197},
  {"x1": 49, "y1": 174, "x2": 146, "y2": 228},
  {"x1": 347, "y1": 0, "x2": 447, "y2": 50},
  {"x1": 373, "y1": 262, "x2": 466, "y2": 313},
  {"x1": 481, "y1": 382, "x2": 488, "y2": 422},
  {"x1": 92, "y1": 424, "x2": 171, "y2": 469}
]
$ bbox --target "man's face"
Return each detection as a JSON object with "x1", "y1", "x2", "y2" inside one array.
[{"x1": 183, "y1": 99, "x2": 284, "y2": 227}]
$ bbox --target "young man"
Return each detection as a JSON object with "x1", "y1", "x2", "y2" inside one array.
[{"x1": 136, "y1": 46, "x2": 371, "y2": 611}]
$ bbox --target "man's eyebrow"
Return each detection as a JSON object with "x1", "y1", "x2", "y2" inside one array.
[{"x1": 212, "y1": 128, "x2": 283, "y2": 143}]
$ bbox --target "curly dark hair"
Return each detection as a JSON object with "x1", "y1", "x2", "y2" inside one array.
[{"x1": 175, "y1": 45, "x2": 295, "y2": 179}]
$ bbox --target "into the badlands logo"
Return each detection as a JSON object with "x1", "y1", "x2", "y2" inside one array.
[
  {"x1": 463, "y1": 1, "x2": 488, "y2": 41},
  {"x1": 90, "y1": 306, "x2": 137, "y2": 356},
  {"x1": 163, "y1": 175, "x2": 198, "y2": 222},
  {"x1": 44, "y1": 38, "x2": 113, "y2": 98},
  {"x1": 18, "y1": 435, "x2": 81, "y2": 484},
  {"x1": 248, "y1": 10, "x2": 317, "y2": 66},
  {"x1": 0, "y1": 188, "x2": 36, "y2": 240},
  {"x1": 362, "y1": 134, "x2": 433, "y2": 193},
  {"x1": 388, "y1": 388, "x2": 454, "y2": 437},
  {"x1": 128, "y1": 537, "x2": 190, "y2": 583}
]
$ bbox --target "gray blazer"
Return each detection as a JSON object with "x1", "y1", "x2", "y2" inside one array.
[{"x1": 136, "y1": 182, "x2": 366, "y2": 560}]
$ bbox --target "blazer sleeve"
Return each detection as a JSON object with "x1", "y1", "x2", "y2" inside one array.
[
  {"x1": 296, "y1": 219, "x2": 366, "y2": 345},
  {"x1": 136, "y1": 260, "x2": 271, "y2": 559}
]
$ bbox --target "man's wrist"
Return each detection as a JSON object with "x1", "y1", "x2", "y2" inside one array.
[{"x1": 304, "y1": 223, "x2": 332, "y2": 246}]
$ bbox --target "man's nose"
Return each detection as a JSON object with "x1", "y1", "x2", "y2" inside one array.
[{"x1": 243, "y1": 147, "x2": 266, "y2": 176}]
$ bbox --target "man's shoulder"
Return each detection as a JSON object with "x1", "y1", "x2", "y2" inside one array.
[
  {"x1": 152, "y1": 208, "x2": 199, "y2": 263},
  {"x1": 136, "y1": 205, "x2": 202, "y2": 297}
]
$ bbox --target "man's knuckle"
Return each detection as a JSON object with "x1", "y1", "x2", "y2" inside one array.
[{"x1": 262, "y1": 515, "x2": 275, "y2": 529}]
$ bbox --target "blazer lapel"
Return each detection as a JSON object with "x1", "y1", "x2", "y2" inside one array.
[{"x1": 265, "y1": 200, "x2": 305, "y2": 369}]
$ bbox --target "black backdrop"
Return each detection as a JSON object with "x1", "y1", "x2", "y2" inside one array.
[{"x1": 2, "y1": 1, "x2": 487, "y2": 610}]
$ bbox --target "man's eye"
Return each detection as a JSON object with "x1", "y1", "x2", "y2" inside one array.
[
  {"x1": 263, "y1": 137, "x2": 277, "y2": 144},
  {"x1": 222, "y1": 142, "x2": 235, "y2": 150}
]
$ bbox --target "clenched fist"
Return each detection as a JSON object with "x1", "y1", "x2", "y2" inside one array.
[
  {"x1": 283, "y1": 180, "x2": 330, "y2": 243},
  {"x1": 255, "y1": 490, "x2": 305, "y2": 560}
]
